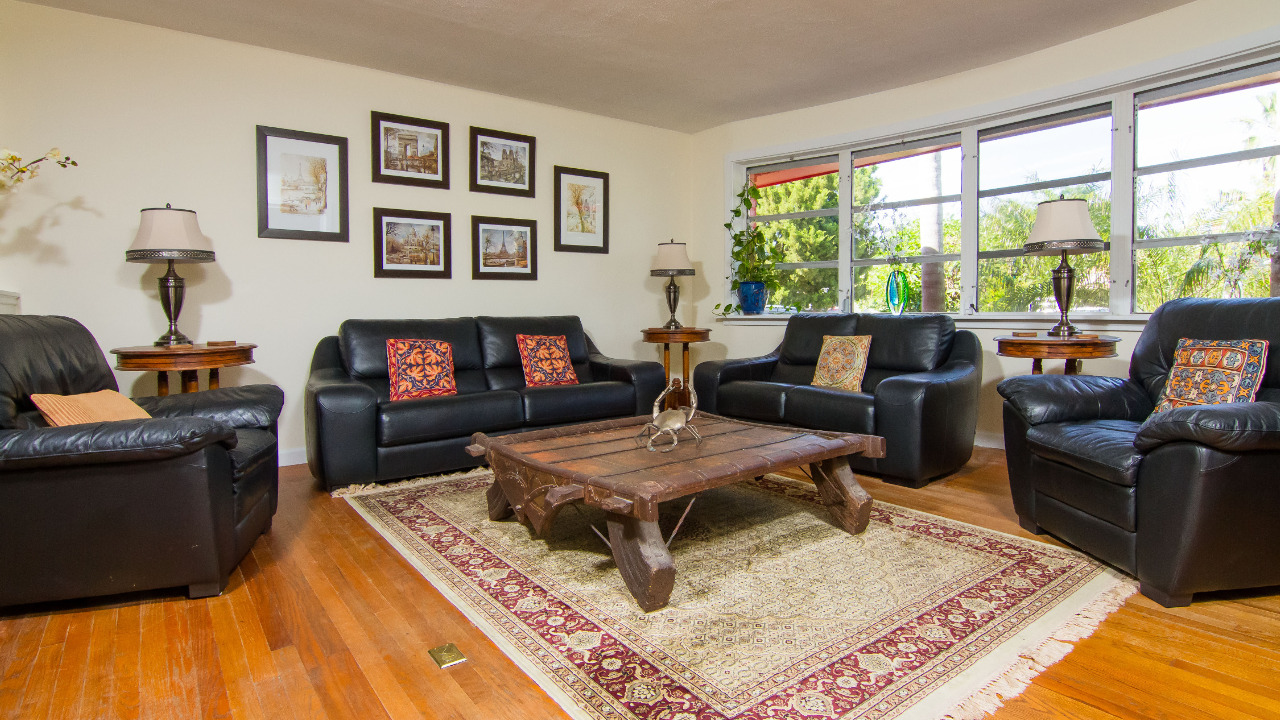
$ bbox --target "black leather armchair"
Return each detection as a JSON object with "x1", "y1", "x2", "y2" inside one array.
[
  {"x1": 999, "y1": 297, "x2": 1280, "y2": 607},
  {"x1": 0, "y1": 315, "x2": 284, "y2": 608},
  {"x1": 693, "y1": 313, "x2": 982, "y2": 486}
]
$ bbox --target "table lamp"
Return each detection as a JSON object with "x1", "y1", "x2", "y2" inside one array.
[
  {"x1": 125, "y1": 204, "x2": 215, "y2": 346},
  {"x1": 1023, "y1": 197, "x2": 1105, "y2": 337},
  {"x1": 651, "y1": 240, "x2": 695, "y2": 330}
]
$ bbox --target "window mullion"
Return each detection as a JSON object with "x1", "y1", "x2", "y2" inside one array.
[
  {"x1": 1111, "y1": 91, "x2": 1136, "y2": 315},
  {"x1": 838, "y1": 150, "x2": 854, "y2": 312},
  {"x1": 960, "y1": 127, "x2": 980, "y2": 315}
]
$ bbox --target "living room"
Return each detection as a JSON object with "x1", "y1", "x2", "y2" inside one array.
[{"x1": 3, "y1": 0, "x2": 1279, "y2": 717}]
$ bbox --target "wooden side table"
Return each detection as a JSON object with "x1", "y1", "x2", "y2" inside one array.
[
  {"x1": 111, "y1": 343, "x2": 257, "y2": 395},
  {"x1": 641, "y1": 327, "x2": 710, "y2": 409},
  {"x1": 994, "y1": 333, "x2": 1119, "y2": 375}
]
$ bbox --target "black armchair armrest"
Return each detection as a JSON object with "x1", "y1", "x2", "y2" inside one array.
[
  {"x1": 0, "y1": 417, "x2": 236, "y2": 471},
  {"x1": 997, "y1": 374, "x2": 1153, "y2": 426},
  {"x1": 1135, "y1": 401, "x2": 1280, "y2": 453},
  {"x1": 588, "y1": 352, "x2": 666, "y2": 416},
  {"x1": 692, "y1": 352, "x2": 779, "y2": 415},
  {"x1": 135, "y1": 385, "x2": 285, "y2": 430}
]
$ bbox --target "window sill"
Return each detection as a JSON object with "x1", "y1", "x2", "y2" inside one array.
[{"x1": 715, "y1": 312, "x2": 1152, "y2": 332}]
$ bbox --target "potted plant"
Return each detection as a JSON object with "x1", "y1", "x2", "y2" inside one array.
[{"x1": 715, "y1": 179, "x2": 784, "y2": 316}]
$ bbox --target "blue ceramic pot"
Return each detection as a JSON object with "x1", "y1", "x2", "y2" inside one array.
[{"x1": 738, "y1": 281, "x2": 768, "y2": 314}]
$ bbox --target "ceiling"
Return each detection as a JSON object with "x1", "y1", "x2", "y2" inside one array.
[{"x1": 23, "y1": 0, "x2": 1193, "y2": 132}]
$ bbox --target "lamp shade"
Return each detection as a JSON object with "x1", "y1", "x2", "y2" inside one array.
[
  {"x1": 1023, "y1": 198, "x2": 1105, "y2": 256},
  {"x1": 125, "y1": 204, "x2": 214, "y2": 264},
  {"x1": 650, "y1": 240, "x2": 694, "y2": 277}
]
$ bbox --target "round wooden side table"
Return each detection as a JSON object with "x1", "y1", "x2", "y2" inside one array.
[
  {"x1": 641, "y1": 327, "x2": 710, "y2": 408},
  {"x1": 994, "y1": 333, "x2": 1119, "y2": 375},
  {"x1": 111, "y1": 342, "x2": 257, "y2": 395}
]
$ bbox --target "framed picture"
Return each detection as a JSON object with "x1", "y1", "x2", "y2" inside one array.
[
  {"x1": 371, "y1": 111, "x2": 449, "y2": 189},
  {"x1": 469, "y1": 127, "x2": 535, "y2": 197},
  {"x1": 374, "y1": 208, "x2": 451, "y2": 279},
  {"x1": 256, "y1": 125, "x2": 349, "y2": 242},
  {"x1": 472, "y1": 216, "x2": 537, "y2": 280},
  {"x1": 553, "y1": 166, "x2": 609, "y2": 254}
]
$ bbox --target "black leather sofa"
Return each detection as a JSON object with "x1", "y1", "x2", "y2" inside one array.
[
  {"x1": 0, "y1": 315, "x2": 284, "y2": 608},
  {"x1": 692, "y1": 313, "x2": 982, "y2": 486},
  {"x1": 305, "y1": 315, "x2": 665, "y2": 490},
  {"x1": 999, "y1": 297, "x2": 1280, "y2": 607}
]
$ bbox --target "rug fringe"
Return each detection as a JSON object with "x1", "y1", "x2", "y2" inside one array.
[
  {"x1": 940, "y1": 578, "x2": 1138, "y2": 720},
  {"x1": 329, "y1": 467, "x2": 494, "y2": 498}
]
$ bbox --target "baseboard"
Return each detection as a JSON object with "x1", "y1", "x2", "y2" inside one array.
[
  {"x1": 975, "y1": 431, "x2": 1004, "y2": 450},
  {"x1": 280, "y1": 446, "x2": 307, "y2": 468}
]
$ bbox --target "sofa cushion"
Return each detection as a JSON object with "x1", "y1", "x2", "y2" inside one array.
[
  {"x1": 1026, "y1": 419, "x2": 1144, "y2": 487},
  {"x1": 339, "y1": 318, "x2": 487, "y2": 393},
  {"x1": 777, "y1": 314, "x2": 861, "y2": 365},
  {"x1": 378, "y1": 391, "x2": 523, "y2": 446},
  {"x1": 521, "y1": 382, "x2": 634, "y2": 426},
  {"x1": 783, "y1": 385, "x2": 874, "y2": 434},
  {"x1": 812, "y1": 335, "x2": 872, "y2": 392},
  {"x1": 516, "y1": 334, "x2": 579, "y2": 387},
  {"x1": 387, "y1": 338, "x2": 457, "y2": 401},
  {"x1": 478, "y1": 316, "x2": 592, "y2": 390},
  {"x1": 717, "y1": 381, "x2": 790, "y2": 423},
  {"x1": 1152, "y1": 338, "x2": 1269, "y2": 413},
  {"x1": 855, "y1": 313, "x2": 954, "y2": 372}
]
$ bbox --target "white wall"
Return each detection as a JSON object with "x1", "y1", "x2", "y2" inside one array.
[
  {"x1": 684, "y1": 0, "x2": 1280, "y2": 447},
  {"x1": 0, "y1": 0, "x2": 693, "y2": 464}
]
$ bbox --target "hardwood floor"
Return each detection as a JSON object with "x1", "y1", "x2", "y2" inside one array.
[{"x1": 2, "y1": 450, "x2": 1278, "y2": 719}]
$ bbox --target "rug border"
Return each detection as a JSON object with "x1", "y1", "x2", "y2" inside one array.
[{"x1": 344, "y1": 472, "x2": 1137, "y2": 720}]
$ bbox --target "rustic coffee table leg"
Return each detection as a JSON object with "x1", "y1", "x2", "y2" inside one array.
[
  {"x1": 606, "y1": 514, "x2": 675, "y2": 612},
  {"x1": 810, "y1": 457, "x2": 873, "y2": 535},
  {"x1": 486, "y1": 480, "x2": 514, "y2": 521}
]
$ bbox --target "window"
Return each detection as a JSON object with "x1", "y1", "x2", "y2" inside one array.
[{"x1": 732, "y1": 57, "x2": 1280, "y2": 319}]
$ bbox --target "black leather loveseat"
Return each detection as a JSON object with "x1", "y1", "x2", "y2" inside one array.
[
  {"x1": 692, "y1": 313, "x2": 982, "y2": 486},
  {"x1": 0, "y1": 315, "x2": 284, "y2": 608},
  {"x1": 998, "y1": 297, "x2": 1280, "y2": 607},
  {"x1": 305, "y1": 315, "x2": 665, "y2": 490}
]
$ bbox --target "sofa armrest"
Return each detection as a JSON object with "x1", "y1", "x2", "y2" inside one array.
[
  {"x1": 997, "y1": 374, "x2": 1153, "y2": 426},
  {"x1": 0, "y1": 418, "x2": 236, "y2": 471},
  {"x1": 692, "y1": 353, "x2": 779, "y2": 415},
  {"x1": 304, "y1": 366, "x2": 379, "y2": 489},
  {"x1": 135, "y1": 385, "x2": 284, "y2": 431},
  {"x1": 1134, "y1": 401, "x2": 1280, "y2": 453},
  {"x1": 870, "y1": 351, "x2": 982, "y2": 482},
  {"x1": 588, "y1": 352, "x2": 666, "y2": 416}
]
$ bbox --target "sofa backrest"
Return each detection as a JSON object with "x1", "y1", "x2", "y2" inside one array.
[
  {"x1": 770, "y1": 312, "x2": 956, "y2": 389},
  {"x1": 1130, "y1": 297, "x2": 1280, "y2": 402},
  {"x1": 0, "y1": 315, "x2": 118, "y2": 429},
  {"x1": 477, "y1": 316, "x2": 591, "y2": 390},
  {"x1": 338, "y1": 318, "x2": 489, "y2": 394}
]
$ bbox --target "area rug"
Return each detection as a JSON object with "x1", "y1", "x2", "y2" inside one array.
[{"x1": 342, "y1": 471, "x2": 1135, "y2": 720}]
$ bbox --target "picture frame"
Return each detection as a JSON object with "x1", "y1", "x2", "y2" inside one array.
[
  {"x1": 371, "y1": 111, "x2": 449, "y2": 189},
  {"x1": 472, "y1": 216, "x2": 537, "y2": 280},
  {"x1": 373, "y1": 208, "x2": 451, "y2": 279},
  {"x1": 256, "y1": 125, "x2": 349, "y2": 242},
  {"x1": 469, "y1": 127, "x2": 535, "y2": 197},
  {"x1": 553, "y1": 166, "x2": 609, "y2": 254}
]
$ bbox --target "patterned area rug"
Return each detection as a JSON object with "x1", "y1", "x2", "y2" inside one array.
[{"x1": 343, "y1": 471, "x2": 1134, "y2": 720}]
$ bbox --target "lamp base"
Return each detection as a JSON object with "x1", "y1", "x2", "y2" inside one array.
[
  {"x1": 1048, "y1": 251, "x2": 1078, "y2": 337},
  {"x1": 155, "y1": 260, "x2": 192, "y2": 346},
  {"x1": 1046, "y1": 321, "x2": 1078, "y2": 337},
  {"x1": 154, "y1": 329, "x2": 193, "y2": 347},
  {"x1": 663, "y1": 276, "x2": 684, "y2": 330}
]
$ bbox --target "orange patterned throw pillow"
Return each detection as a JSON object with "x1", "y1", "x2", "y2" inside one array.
[
  {"x1": 1151, "y1": 337, "x2": 1268, "y2": 413},
  {"x1": 386, "y1": 338, "x2": 457, "y2": 401},
  {"x1": 811, "y1": 335, "x2": 873, "y2": 392},
  {"x1": 516, "y1": 334, "x2": 579, "y2": 387},
  {"x1": 30, "y1": 389, "x2": 151, "y2": 427}
]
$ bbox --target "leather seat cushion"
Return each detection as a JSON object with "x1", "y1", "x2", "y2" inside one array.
[
  {"x1": 379, "y1": 391, "x2": 523, "y2": 446},
  {"x1": 717, "y1": 381, "x2": 790, "y2": 423},
  {"x1": 782, "y1": 385, "x2": 874, "y2": 434},
  {"x1": 229, "y1": 428, "x2": 277, "y2": 520},
  {"x1": 1026, "y1": 419, "x2": 1143, "y2": 487},
  {"x1": 521, "y1": 381, "x2": 634, "y2": 426}
]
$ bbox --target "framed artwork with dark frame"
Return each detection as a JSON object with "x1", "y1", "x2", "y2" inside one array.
[
  {"x1": 553, "y1": 165, "x2": 609, "y2": 254},
  {"x1": 472, "y1": 216, "x2": 537, "y2": 280},
  {"x1": 469, "y1": 127, "x2": 535, "y2": 197},
  {"x1": 373, "y1": 208, "x2": 451, "y2": 279},
  {"x1": 371, "y1": 111, "x2": 449, "y2": 189},
  {"x1": 256, "y1": 125, "x2": 349, "y2": 242}
]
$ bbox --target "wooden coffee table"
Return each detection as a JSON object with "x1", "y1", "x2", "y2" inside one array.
[{"x1": 467, "y1": 414, "x2": 885, "y2": 611}]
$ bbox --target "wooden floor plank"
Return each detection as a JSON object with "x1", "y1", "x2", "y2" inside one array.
[{"x1": 2, "y1": 456, "x2": 1278, "y2": 720}]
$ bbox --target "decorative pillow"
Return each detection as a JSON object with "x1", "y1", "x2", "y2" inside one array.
[
  {"x1": 811, "y1": 335, "x2": 873, "y2": 392},
  {"x1": 1152, "y1": 338, "x2": 1269, "y2": 414},
  {"x1": 30, "y1": 389, "x2": 151, "y2": 427},
  {"x1": 386, "y1": 338, "x2": 457, "y2": 401},
  {"x1": 516, "y1": 334, "x2": 579, "y2": 387}
]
